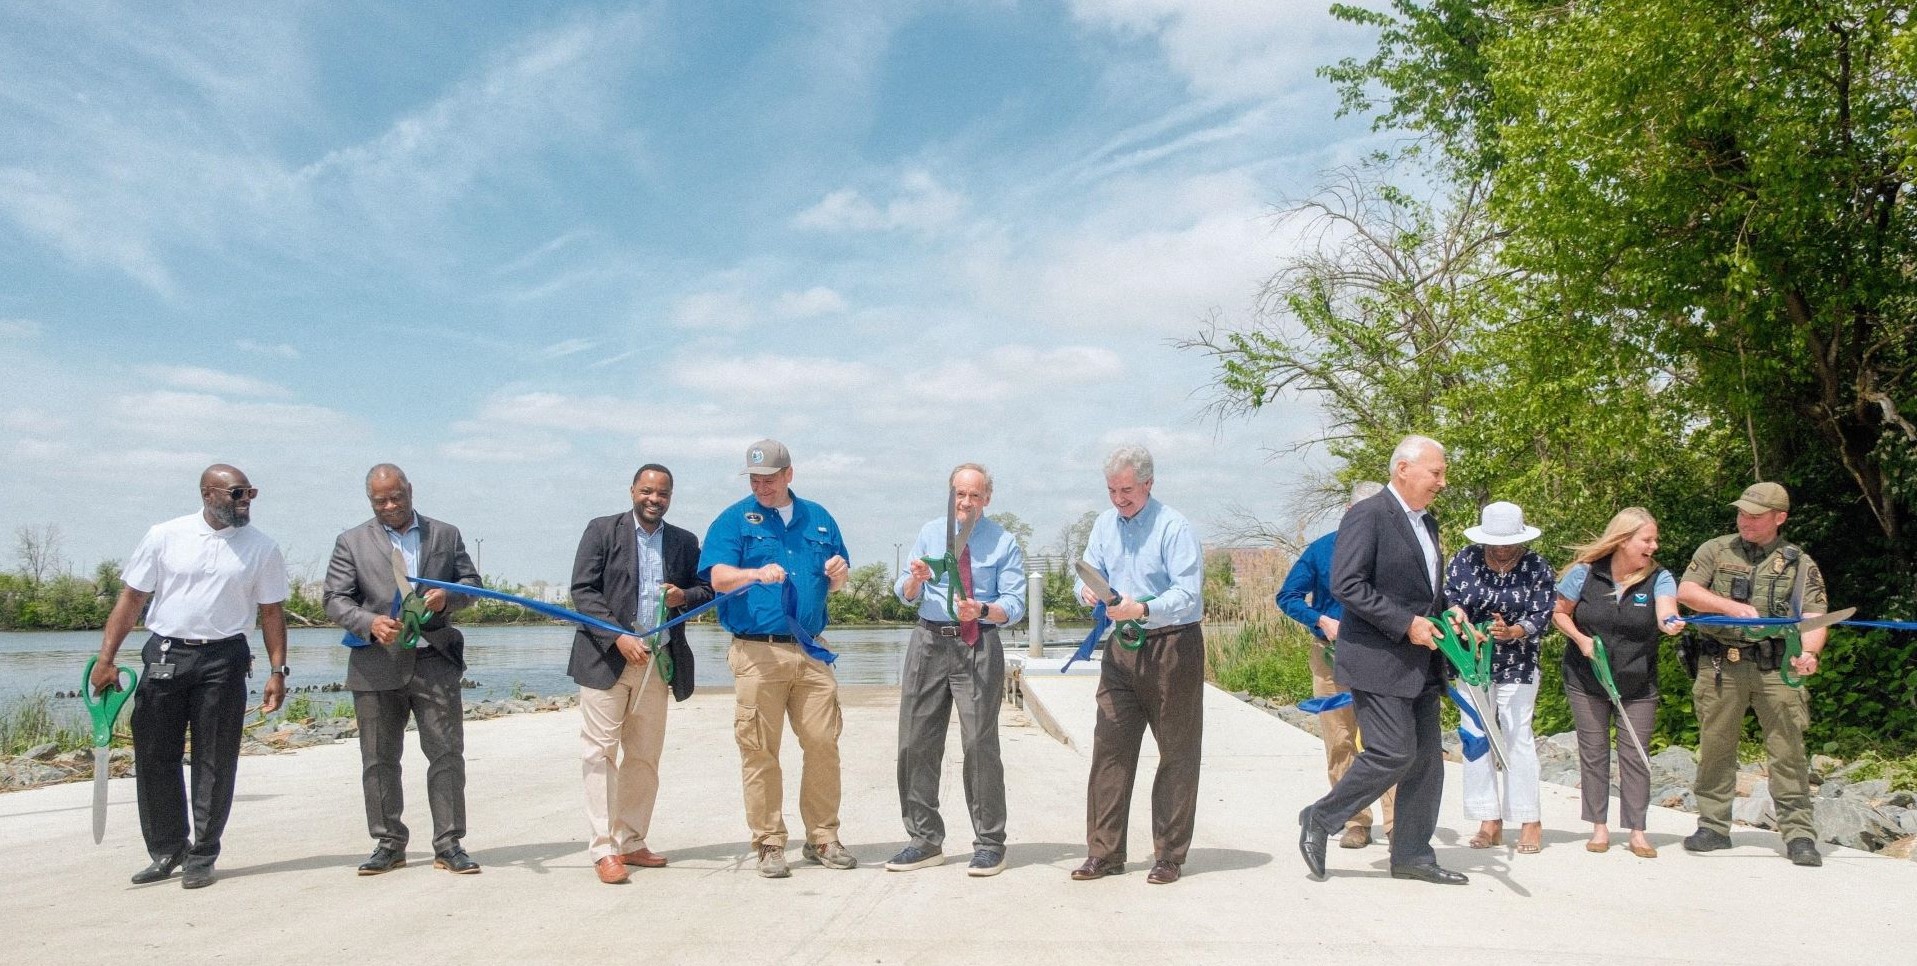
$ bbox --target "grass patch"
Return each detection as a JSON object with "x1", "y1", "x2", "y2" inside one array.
[
  {"x1": 0, "y1": 692, "x2": 93, "y2": 755},
  {"x1": 1206, "y1": 619, "x2": 1315, "y2": 702},
  {"x1": 1837, "y1": 751, "x2": 1917, "y2": 792}
]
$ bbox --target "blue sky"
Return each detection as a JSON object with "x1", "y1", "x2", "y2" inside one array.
[{"x1": 1, "y1": 0, "x2": 1384, "y2": 586}]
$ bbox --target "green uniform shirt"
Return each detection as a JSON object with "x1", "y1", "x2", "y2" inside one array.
[{"x1": 1680, "y1": 534, "x2": 1827, "y2": 643}]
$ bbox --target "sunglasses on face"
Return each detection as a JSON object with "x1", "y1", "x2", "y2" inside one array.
[{"x1": 204, "y1": 486, "x2": 259, "y2": 501}]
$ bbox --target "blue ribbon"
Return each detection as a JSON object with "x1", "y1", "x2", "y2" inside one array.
[
  {"x1": 1447, "y1": 686, "x2": 1491, "y2": 762},
  {"x1": 341, "y1": 589, "x2": 406, "y2": 648},
  {"x1": 1061, "y1": 602, "x2": 1114, "y2": 672},
  {"x1": 1684, "y1": 614, "x2": 1917, "y2": 631},
  {"x1": 779, "y1": 580, "x2": 837, "y2": 665},
  {"x1": 1298, "y1": 692, "x2": 1353, "y2": 714}
]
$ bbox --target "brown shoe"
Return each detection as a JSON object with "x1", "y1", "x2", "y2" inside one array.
[
  {"x1": 1339, "y1": 826, "x2": 1372, "y2": 850},
  {"x1": 595, "y1": 855, "x2": 629, "y2": 884},
  {"x1": 1069, "y1": 856, "x2": 1125, "y2": 880},
  {"x1": 620, "y1": 848, "x2": 668, "y2": 868},
  {"x1": 1146, "y1": 860, "x2": 1181, "y2": 884}
]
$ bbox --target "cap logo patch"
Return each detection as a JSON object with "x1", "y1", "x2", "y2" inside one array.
[{"x1": 749, "y1": 448, "x2": 765, "y2": 465}]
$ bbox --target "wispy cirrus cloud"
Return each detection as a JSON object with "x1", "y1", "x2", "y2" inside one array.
[
  {"x1": 792, "y1": 170, "x2": 966, "y2": 234},
  {"x1": 136, "y1": 365, "x2": 292, "y2": 399},
  {"x1": 236, "y1": 339, "x2": 300, "y2": 359}
]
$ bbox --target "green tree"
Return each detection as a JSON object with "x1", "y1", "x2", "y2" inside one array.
[{"x1": 988, "y1": 512, "x2": 1033, "y2": 556}]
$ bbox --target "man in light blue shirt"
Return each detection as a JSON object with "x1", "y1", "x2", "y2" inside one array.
[
  {"x1": 1069, "y1": 445, "x2": 1205, "y2": 886},
  {"x1": 886, "y1": 463, "x2": 1027, "y2": 877}
]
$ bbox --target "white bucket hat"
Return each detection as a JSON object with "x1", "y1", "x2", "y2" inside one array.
[{"x1": 1464, "y1": 501, "x2": 1541, "y2": 546}]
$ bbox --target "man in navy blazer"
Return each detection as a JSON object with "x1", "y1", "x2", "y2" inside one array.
[
  {"x1": 568, "y1": 463, "x2": 712, "y2": 884},
  {"x1": 1299, "y1": 435, "x2": 1467, "y2": 885}
]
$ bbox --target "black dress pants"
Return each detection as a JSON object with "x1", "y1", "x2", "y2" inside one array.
[
  {"x1": 130, "y1": 634, "x2": 250, "y2": 868},
  {"x1": 1310, "y1": 679, "x2": 1445, "y2": 866}
]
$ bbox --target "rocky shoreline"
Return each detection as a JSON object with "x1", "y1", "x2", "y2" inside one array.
[
  {"x1": 0, "y1": 693, "x2": 580, "y2": 792},
  {"x1": 1244, "y1": 694, "x2": 1917, "y2": 862}
]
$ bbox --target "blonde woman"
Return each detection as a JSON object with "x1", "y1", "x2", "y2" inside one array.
[{"x1": 1551, "y1": 508, "x2": 1685, "y2": 857}]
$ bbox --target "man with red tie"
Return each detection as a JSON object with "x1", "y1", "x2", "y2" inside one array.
[{"x1": 889, "y1": 463, "x2": 1027, "y2": 876}]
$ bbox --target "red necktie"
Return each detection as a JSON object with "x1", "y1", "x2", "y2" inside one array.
[{"x1": 959, "y1": 545, "x2": 979, "y2": 646}]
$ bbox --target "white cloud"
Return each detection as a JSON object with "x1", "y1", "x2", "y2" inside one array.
[
  {"x1": 670, "y1": 290, "x2": 756, "y2": 331},
  {"x1": 437, "y1": 433, "x2": 573, "y2": 464},
  {"x1": 236, "y1": 339, "x2": 300, "y2": 359},
  {"x1": 0, "y1": 169, "x2": 176, "y2": 295},
  {"x1": 135, "y1": 365, "x2": 293, "y2": 399},
  {"x1": 2, "y1": 408, "x2": 69, "y2": 433},
  {"x1": 108, "y1": 390, "x2": 352, "y2": 440},
  {"x1": 1067, "y1": 0, "x2": 1370, "y2": 101},
  {"x1": 0, "y1": 318, "x2": 44, "y2": 339},
  {"x1": 792, "y1": 170, "x2": 965, "y2": 234},
  {"x1": 670, "y1": 355, "x2": 884, "y2": 401},
  {"x1": 541, "y1": 338, "x2": 594, "y2": 359},
  {"x1": 774, "y1": 286, "x2": 847, "y2": 318}
]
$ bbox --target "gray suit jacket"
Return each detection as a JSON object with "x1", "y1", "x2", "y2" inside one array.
[
  {"x1": 1330, "y1": 489, "x2": 1448, "y2": 699},
  {"x1": 324, "y1": 515, "x2": 481, "y2": 692}
]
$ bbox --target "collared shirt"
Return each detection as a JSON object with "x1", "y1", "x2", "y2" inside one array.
[
  {"x1": 382, "y1": 513, "x2": 434, "y2": 649},
  {"x1": 1276, "y1": 530, "x2": 1340, "y2": 639},
  {"x1": 893, "y1": 515, "x2": 1028, "y2": 625},
  {"x1": 1073, "y1": 497, "x2": 1203, "y2": 629},
  {"x1": 1387, "y1": 483, "x2": 1440, "y2": 590},
  {"x1": 699, "y1": 489, "x2": 849, "y2": 637},
  {"x1": 633, "y1": 512, "x2": 666, "y2": 631},
  {"x1": 122, "y1": 511, "x2": 290, "y2": 639},
  {"x1": 1444, "y1": 545, "x2": 1558, "y2": 684}
]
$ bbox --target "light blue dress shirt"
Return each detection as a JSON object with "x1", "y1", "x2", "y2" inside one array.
[
  {"x1": 633, "y1": 512, "x2": 666, "y2": 632},
  {"x1": 893, "y1": 515, "x2": 1028, "y2": 625},
  {"x1": 1073, "y1": 497, "x2": 1204, "y2": 629},
  {"x1": 382, "y1": 514, "x2": 428, "y2": 649}
]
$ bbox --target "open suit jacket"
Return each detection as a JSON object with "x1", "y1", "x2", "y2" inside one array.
[
  {"x1": 568, "y1": 511, "x2": 711, "y2": 701},
  {"x1": 324, "y1": 515, "x2": 482, "y2": 692},
  {"x1": 1329, "y1": 489, "x2": 1448, "y2": 699}
]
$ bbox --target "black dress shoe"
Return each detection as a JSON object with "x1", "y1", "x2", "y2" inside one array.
[
  {"x1": 1068, "y1": 856, "x2": 1125, "y2": 880},
  {"x1": 1145, "y1": 860, "x2": 1181, "y2": 885},
  {"x1": 180, "y1": 865, "x2": 215, "y2": 890},
  {"x1": 1389, "y1": 862, "x2": 1468, "y2": 885},
  {"x1": 131, "y1": 850, "x2": 185, "y2": 885},
  {"x1": 358, "y1": 846, "x2": 407, "y2": 876},
  {"x1": 434, "y1": 848, "x2": 481, "y2": 874},
  {"x1": 1298, "y1": 805, "x2": 1328, "y2": 881}
]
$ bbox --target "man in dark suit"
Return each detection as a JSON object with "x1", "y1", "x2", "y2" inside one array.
[
  {"x1": 1299, "y1": 435, "x2": 1467, "y2": 885},
  {"x1": 568, "y1": 463, "x2": 712, "y2": 884},
  {"x1": 324, "y1": 463, "x2": 483, "y2": 876}
]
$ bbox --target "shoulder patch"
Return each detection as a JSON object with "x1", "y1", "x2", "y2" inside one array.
[{"x1": 744, "y1": 512, "x2": 763, "y2": 525}]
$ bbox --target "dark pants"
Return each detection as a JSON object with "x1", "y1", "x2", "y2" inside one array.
[
  {"x1": 1567, "y1": 687, "x2": 1656, "y2": 830},
  {"x1": 1085, "y1": 622, "x2": 1204, "y2": 865},
  {"x1": 1310, "y1": 681, "x2": 1445, "y2": 866},
  {"x1": 354, "y1": 648, "x2": 468, "y2": 854},
  {"x1": 897, "y1": 623, "x2": 1006, "y2": 852},
  {"x1": 130, "y1": 634, "x2": 250, "y2": 868}
]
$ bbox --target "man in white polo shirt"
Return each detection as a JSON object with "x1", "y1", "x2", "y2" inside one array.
[{"x1": 91, "y1": 464, "x2": 290, "y2": 889}]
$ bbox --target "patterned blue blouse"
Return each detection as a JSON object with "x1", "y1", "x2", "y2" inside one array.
[{"x1": 1442, "y1": 544, "x2": 1558, "y2": 684}]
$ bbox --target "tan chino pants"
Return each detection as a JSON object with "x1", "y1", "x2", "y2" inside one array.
[
  {"x1": 579, "y1": 659, "x2": 669, "y2": 861},
  {"x1": 729, "y1": 637, "x2": 844, "y2": 849}
]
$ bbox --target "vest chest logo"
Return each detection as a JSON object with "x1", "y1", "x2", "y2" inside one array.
[
  {"x1": 1632, "y1": 592, "x2": 1650, "y2": 605},
  {"x1": 744, "y1": 512, "x2": 764, "y2": 525}
]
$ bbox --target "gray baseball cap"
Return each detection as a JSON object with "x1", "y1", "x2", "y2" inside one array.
[{"x1": 741, "y1": 438, "x2": 791, "y2": 475}]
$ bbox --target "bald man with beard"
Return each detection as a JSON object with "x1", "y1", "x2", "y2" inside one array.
[{"x1": 92, "y1": 464, "x2": 291, "y2": 890}]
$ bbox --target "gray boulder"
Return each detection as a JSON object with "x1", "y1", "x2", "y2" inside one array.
[
  {"x1": 1846, "y1": 778, "x2": 1892, "y2": 803},
  {"x1": 1813, "y1": 798, "x2": 1899, "y2": 851},
  {"x1": 1539, "y1": 732, "x2": 1579, "y2": 762},
  {"x1": 1897, "y1": 810, "x2": 1917, "y2": 837},
  {"x1": 1649, "y1": 746, "x2": 1698, "y2": 787},
  {"x1": 1732, "y1": 779, "x2": 1776, "y2": 829},
  {"x1": 23, "y1": 742, "x2": 58, "y2": 761}
]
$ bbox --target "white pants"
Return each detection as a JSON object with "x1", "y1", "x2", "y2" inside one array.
[
  {"x1": 580, "y1": 660, "x2": 669, "y2": 861},
  {"x1": 1456, "y1": 677, "x2": 1541, "y2": 822}
]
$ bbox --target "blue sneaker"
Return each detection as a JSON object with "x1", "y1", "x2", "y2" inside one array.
[
  {"x1": 966, "y1": 848, "x2": 1005, "y2": 877},
  {"x1": 883, "y1": 845, "x2": 943, "y2": 871}
]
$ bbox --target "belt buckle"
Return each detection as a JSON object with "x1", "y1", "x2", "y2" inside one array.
[
  {"x1": 1726, "y1": 647, "x2": 1740, "y2": 663},
  {"x1": 936, "y1": 625, "x2": 960, "y2": 638}
]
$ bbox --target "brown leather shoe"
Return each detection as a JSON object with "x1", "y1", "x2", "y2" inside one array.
[
  {"x1": 1146, "y1": 860, "x2": 1181, "y2": 884},
  {"x1": 1069, "y1": 856, "x2": 1124, "y2": 880},
  {"x1": 1339, "y1": 826, "x2": 1372, "y2": 850},
  {"x1": 595, "y1": 855, "x2": 629, "y2": 884},
  {"x1": 620, "y1": 848, "x2": 668, "y2": 868}
]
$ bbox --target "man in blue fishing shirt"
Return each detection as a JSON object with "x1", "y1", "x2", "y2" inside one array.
[{"x1": 700, "y1": 439, "x2": 856, "y2": 878}]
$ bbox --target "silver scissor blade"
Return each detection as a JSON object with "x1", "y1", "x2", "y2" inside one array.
[
  {"x1": 1460, "y1": 682, "x2": 1510, "y2": 772},
  {"x1": 389, "y1": 547, "x2": 414, "y2": 598},
  {"x1": 1073, "y1": 560, "x2": 1122, "y2": 606},
  {"x1": 943, "y1": 488, "x2": 958, "y2": 559},
  {"x1": 1612, "y1": 696, "x2": 1655, "y2": 777},
  {"x1": 91, "y1": 746, "x2": 110, "y2": 844},
  {"x1": 1793, "y1": 607, "x2": 1856, "y2": 635}
]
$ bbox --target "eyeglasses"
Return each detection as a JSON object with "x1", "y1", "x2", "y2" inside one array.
[{"x1": 203, "y1": 486, "x2": 259, "y2": 501}]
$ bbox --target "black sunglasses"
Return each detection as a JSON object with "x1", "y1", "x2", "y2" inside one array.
[{"x1": 203, "y1": 486, "x2": 259, "y2": 501}]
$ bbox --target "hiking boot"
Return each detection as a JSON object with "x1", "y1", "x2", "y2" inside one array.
[
  {"x1": 802, "y1": 840, "x2": 858, "y2": 870},
  {"x1": 1786, "y1": 838, "x2": 1823, "y2": 867},
  {"x1": 1682, "y1": 828, "x2": 1733, "y2": 852},
  {"x1": 757, "y1": 845, "x2": 790, "y2": 878},
  {"x1": 884, "y1": 845, "x2": 943, "y2": 871}
]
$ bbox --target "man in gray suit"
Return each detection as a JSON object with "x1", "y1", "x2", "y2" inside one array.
[
  {"x1": 324, "y1": 464, "x2": 482, "y2": 876},
  {"x1": 1299, "y1": 435, "x2": 1467, "y2": 885}
]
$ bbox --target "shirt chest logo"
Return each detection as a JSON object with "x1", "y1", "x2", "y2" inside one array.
[{"x1": 744, "y1": 512, "x2": 764, "y2": 525}]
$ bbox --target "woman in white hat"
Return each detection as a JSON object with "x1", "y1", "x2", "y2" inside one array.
[
  {"x1": 1443, "y1": 501, "x2": 1556, "y2": 853},
  {"x1": 1551, "y1": 507, "x2": 1685, "y2": 858}
]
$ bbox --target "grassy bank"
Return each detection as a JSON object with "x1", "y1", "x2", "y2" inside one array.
[
  {"x1": 1205, "y1": 618, "x2": 1316, "y2": 702},
  {"x1": 0, "y1": 693, "x2": 93, "y2": 756}
]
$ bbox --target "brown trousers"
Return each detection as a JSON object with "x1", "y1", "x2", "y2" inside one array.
[
  {"x1": 1085, "y1": 622, "x2": 1204, "y2": 865},
  {"x1": 1310, "y1": 638, "x2": 1395, "y2": 835},
  {"x1": 728, "y1": 637, "x2": 844, "y2": 849}
]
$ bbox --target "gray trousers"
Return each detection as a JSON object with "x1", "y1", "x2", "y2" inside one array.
[
  {"x1": 1086, "y1": 622, "x2": 1205, "y2": 865},
  {"x1": 1310, "y1": 681, "x2": 1445, "y2": 866},
  {"x1": 897, "y1": 623, "x2": 1006, "y2": 852},
  {"x1": 1566, "y1": 687, "x2": 1656, "y2": 830},
  {"x1": 354, "y1": 649, "x2": 467, "y2": 854}
]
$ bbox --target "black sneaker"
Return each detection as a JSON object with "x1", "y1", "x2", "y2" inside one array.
[
  {"x1": 883, "y1": 845, "x2": 943, "y2": 871},
  {"x1": 966, "y1": 849, "x2": 1006, "y2": 877},
  {"x1": 1682, "y1": 828, "x2": 1733, "y2": 852},
  {"x1": 1786, "y1": 838, "x2": 1823, "y2": 867}
]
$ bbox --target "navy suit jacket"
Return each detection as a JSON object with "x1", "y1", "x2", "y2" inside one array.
[
  {"x1": 567, "y1": 511, "x2": 711, "y2": 700},
  {"x1": 1329, "y1": 489, "x2": 1448, "y2": 699}
]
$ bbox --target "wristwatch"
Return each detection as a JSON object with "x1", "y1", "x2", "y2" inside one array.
[{"x1": 268, "y1": 665, "x2": 292, "y2": 677}]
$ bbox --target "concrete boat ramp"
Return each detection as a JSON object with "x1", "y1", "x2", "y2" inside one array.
[{"x1": 2, "y1": 666, "x2": 1909, "y2": 965}]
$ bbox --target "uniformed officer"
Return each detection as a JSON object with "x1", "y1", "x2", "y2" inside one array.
[{"x1": 1675, "y1": 481, "x2": 1830, "y2": 866}]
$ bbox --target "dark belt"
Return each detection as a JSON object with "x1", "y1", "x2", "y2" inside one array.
[
  {"x1": 1142, "y1": 621, "x2": 1200, "y2": 641},
  {"x1": 734, "y1": 633, "x2": 797, "y2": 644},
  {"x1": 919, "y1": 618, "x2": 995, "y2": 638},
  {"x1": 154, "y1": 633, "x2": 246, "y2": 647}
]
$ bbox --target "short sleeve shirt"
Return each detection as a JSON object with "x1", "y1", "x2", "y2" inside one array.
[
  {"x1": 1681, "y1": 534, "x2": 1826, "y2": 641},
  {"x1": 698, "y1": 491, "x2": 848, "y2": 637},
  {"x1": 122, "y1": 512, "x2": 289, "y2": 639}
]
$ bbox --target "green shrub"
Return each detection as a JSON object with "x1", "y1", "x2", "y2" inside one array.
[{"x1": 1206, "y1": 619, "x2": 1315, "y2": 702}]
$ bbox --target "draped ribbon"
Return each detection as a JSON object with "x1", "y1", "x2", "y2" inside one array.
[
  {"x1": 1447, "y1": 685, "x2": 1492, "y2": 762},
  {"x1": 1297, "y1": 692, "x2": 1352, "y2": 714},
  {"x1": 1684, "y1": 614, "x2": 1917, "y2": 631},
  {"x1": 1061, "y1": 602, "x2": 1114, "y2": 673}
]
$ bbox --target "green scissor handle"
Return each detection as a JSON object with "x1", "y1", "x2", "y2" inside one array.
[
  {"x1": 82, "y1": 655, "x2": 138, "y2": 748},
  {"x1": 1590, "y1": 635, "x2": 1623, "y2": 701},
  {"x1": 647, "y1": 597, "x2": 675, "y2": 686},
  {"x1": 1113, "y1": 595, "x2": 1158, "y2": 651},
  {"x1": 1737, "y1": 623, "x2": 1806, "y2": 689},
  {"x1": 397, "y1": 592, "x2": 432, "y2": 649},
  {"x1": 1433, "y1": 608, "x2": 1493, "y2": 687},
  {"x1": 921, "y1": 552, "x2": 966, "y2": 620}
]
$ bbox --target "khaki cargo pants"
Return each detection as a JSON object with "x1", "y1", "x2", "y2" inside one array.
[{"x1": 729, "y1": 637, "x2": 844, "y2": 849}]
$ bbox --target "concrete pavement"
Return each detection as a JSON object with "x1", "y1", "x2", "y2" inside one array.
[{"x1": 2, "y1": 675, "x2": 1909, "y2": 965}]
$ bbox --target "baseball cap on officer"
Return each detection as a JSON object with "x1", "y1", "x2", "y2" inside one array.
[
  {"x1": 741, "y1": 439, "x2": 792, "y2": 476},
  {"x1": 1731, "y1": 481, "x2": 1789, "y2": 514}
]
